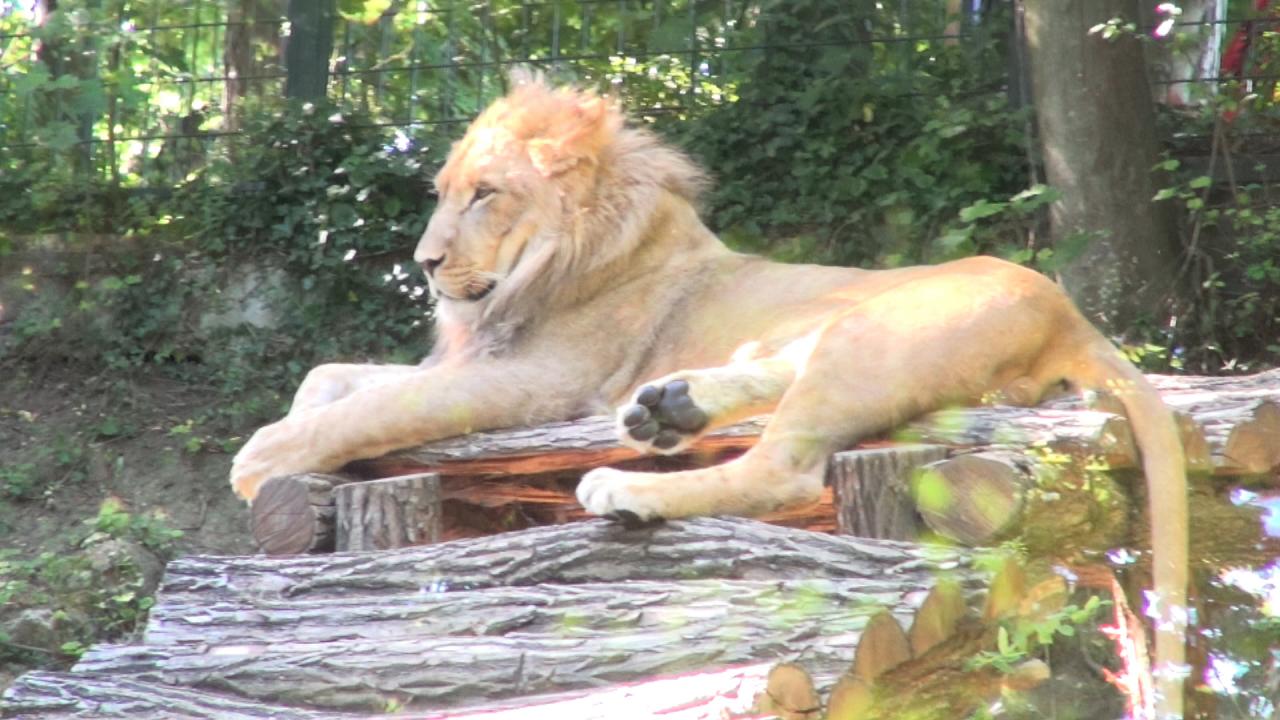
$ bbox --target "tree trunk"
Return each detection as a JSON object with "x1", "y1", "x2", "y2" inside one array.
[
  {"x1": 1024, "y1": 0, "x2": 1182, "y2": 328},
  {"x1": 284, "y1": 0, "x2": 335, "y2": 100}
]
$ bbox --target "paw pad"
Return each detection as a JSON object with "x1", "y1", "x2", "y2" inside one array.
[{"x1": 621, "y1": 378, "x2": 709, "y2": 450}]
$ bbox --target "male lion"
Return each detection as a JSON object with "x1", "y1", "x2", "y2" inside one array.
[{"x1": 232, "y1": 74, "x2": 1187, "y2": 714}]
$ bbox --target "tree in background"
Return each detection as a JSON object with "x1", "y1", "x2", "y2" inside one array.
[{"x1": 1024, "y1": 0, "x2": 1183, "y2": 330}]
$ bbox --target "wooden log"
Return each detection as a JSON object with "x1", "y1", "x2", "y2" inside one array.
[
  {"x1": 248, "y1": 370, "x2": 1279, "y2": 554},
  {"x1": 912, "y1": 450, "x2": 1130, "y2": 552},
  {"x1": 335, "y1": 472, "x2": 442, "y2": 552},
  {"x1": 80, "y1": 571, "x2": 957, "y2": 712},
  {"x1": 143, "y1": 578, "x2": 937, "y2": 649},
  {"x1": 0, "y1": 671, "x2": 342, "y2": 719},
  {"x1": 829, "y1": 445, "x2": 947, "y2": 540},
  {"x1": 900, "y1": 406, "x2": 1138, "y2": 469},
  {"x1": 1068, "y1": 391, "x2": 1280, "y2": 475},
  {"x1": 358, "y1": 415, "x2": 770, "y2": 477},
  {"x1": 170, "y1": 517, "x2": 975, "y2": 606},
  {"x1": 251, "y1": 473, "x2": 342, "y2": 556},
  {"x1": 1050, "y1": 393, "x2": 1213, "y2": 473},
  {"x1": 1180, "y1": 398, "x2": 1280, "y2": 475},
  {"x1": 351, "y1": 370, "x2": 1277, "y2": 481},
  {"x1": 907, "y1": 579, "x2": 966, "y2": 657},
  {"x1": 1146, "y1": 368, "x2": 1280, "y2": 395}
]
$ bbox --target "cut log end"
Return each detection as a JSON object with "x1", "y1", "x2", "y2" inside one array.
[
  {"x1": 908, "y1": 579, "x2": 967, "y2": 657},
  {"x1": 825, "y1": 673, "x2": 874, "y2": 720},
  {"x1": 251, "y1": 474, "x2": 341, "y2": 556},
  {"x1": 1224, "y1": 400, "x2": 1280, "y2": 475},
  {"x1": 913, "y1": 453, "x2": 1029, "y2": 546},
  {"x1": 756, "y1": 663, "x2": 822, "y2": 720},
  {"x1": 851, "y1": 610, "x2": 912, "y2": 683}
]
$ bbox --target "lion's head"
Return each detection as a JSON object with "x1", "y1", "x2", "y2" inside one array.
[{"x1": 415, "y1": 72, "x2": 708, "y2": 358}]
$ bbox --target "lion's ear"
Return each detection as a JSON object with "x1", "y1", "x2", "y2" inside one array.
[{"x1": 527, "y1": 94, "x2": 617, "y2": 177}]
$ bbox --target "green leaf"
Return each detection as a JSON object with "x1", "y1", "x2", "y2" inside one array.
[
  {"x1": 959, "y1": 200, "x2": 1008, "y2": 223},
  {"x1": 38, "y1": 121, "x2": 79, "y2": 152},
  {"x1": 1188, "y1": 175, "x2": 1213, "y2": 189}
]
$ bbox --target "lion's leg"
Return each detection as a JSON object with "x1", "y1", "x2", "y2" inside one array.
[
  {"x1": 616, "y1": 356, "x2": 799, "y2": 455},
  {"x1": 578, "y1": 274, "x2": 1062, "y2": 520},
  {"x1": 288, "y1": 363, "x2": 418, "y2": 416},
  {"x1": 233, "y1": 357, "x2": 592, "y2": 502}
]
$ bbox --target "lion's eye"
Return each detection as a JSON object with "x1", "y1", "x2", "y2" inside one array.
[{"x1": 470, "y1": 184, "x2": 496, "y2": 205}]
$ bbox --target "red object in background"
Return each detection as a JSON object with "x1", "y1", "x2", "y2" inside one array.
[
  {"x1": 1219, "y1": 1, "x2": 1274, "y2": 120},
  {"x1": 1222, "y1": 0, "x2": 1273, "y2": 78}
]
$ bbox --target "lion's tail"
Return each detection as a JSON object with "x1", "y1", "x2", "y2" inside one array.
[{"x1": 1058, "y1": 330, "x2": 1188, "y2": 718}]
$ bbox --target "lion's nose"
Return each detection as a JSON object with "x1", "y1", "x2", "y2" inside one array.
[{"x1": 422, "y1": 254, "x2": 446, "y2": 277}]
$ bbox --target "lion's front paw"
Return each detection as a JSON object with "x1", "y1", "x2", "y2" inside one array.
[
  {"x1": 617, "y1": 378, "x2": 709, "y2": 455},
  {"x1": 576, "y1": 467, "x2": 667, "y2": 522},
  {"x1": 230, "y1": 420, "x2": 322, "y2": 503}
]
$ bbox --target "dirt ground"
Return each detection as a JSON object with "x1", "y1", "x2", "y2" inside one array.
[
  {"x1": 0, "y1": 362, "x2": 259, "y2": 689},
  {"x1": 0, "y1": 364, "x2": 256, "y2": 557}
]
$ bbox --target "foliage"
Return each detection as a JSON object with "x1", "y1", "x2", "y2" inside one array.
[
  {"x1": 0, "y1": 498, "x2": 182, "y2": 666},
  {"x1": 4, "y1": 100, "x2": 440, "y2": 431},
  {"x1": 0, "y1": 432, "x2": 87, "y2": 502},
  {"x1": 968, "y1": 595, "x2": 1108, "y2": 673},
  {"x1": 675, "y1": 0, "x2": 1028, "y2": 267},
  {"x1": 1147, "y1": 155, "x2": 1280, "y2": 373}
]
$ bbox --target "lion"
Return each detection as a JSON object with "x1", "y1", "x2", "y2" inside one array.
[{"x1": 231, "y1": 73, "x2": 1188, "y2": 715}]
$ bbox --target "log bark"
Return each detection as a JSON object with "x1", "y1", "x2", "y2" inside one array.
[
  {"x1": 167, "y1": 518, "x2": 974, "y2": 605},
  {"x1": 900, "y1": 406, "x2": 1137, "y2": 469},
  {"x1": 335, "y1": 473, "x2": 442, "y2": 551},
  {"x1": 71, "y1": 626, "x2": 847, "y2": 711},
  {"x1": 829, "y1": 445, "x2": 948, "y2": 540},
  {"x1": 1172, "y1": 398, "x2": 1280, "y2": 475},
  {"x1": 0, "y1": 671, "x2": 339, "y2": 719},
  {"x1": 143, "y1": 578, "x2": 954, "y2": 649},
  {"x1": 78, "y1": 519, "x2": 980, "y2": 712},
  {"x1": 251, "y1": 372, "x2": 1279, "y2": 554},
  {"x1": 357, "y1": 416, "x2": 769, "y2": 478},
  {"x1": 1, "y1": 666, "x2": 796, "y2": 719}
]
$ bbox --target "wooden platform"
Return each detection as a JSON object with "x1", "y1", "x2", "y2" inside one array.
[
  {"x1": 1, "y1": 518, "x2": 987, "y2": 718},
  {"x1": 4, "y1": 370, "x2": 1278, "y2": 718}
]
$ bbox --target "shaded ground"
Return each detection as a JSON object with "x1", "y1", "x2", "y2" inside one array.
[{"x1": 0, "y1": 362, "x2": 255, "y2": 689}]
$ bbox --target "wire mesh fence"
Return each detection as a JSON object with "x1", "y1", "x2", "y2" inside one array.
[
  {"x1": 0, "y1": 0, "x2": 1013, "y2": 184},
  {"x1": 1, "y1": 0, "x2": 1278, "y2": 186}
]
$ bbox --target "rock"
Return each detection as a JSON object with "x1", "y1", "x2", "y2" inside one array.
[{"x1": 84, "y1": 539, "x2": 165, "y2": 599}]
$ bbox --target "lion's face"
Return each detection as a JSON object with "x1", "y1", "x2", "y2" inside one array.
[
  {"x1": 414, "y1": 129, "x2": 551, "y2": 303},
  {"x1": 414, "y1": 76, "x2": 619, "y2": 305}
]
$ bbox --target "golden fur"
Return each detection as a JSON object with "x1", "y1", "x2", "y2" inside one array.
[{"x1": 231, "y1": 73, "x2": 1188, "y2": 715}]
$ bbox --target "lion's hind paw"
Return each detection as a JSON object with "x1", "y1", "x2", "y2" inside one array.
[{"x1": 619, "y1": 378, "x2": 708, "y2": 454}]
